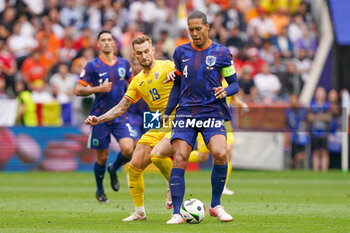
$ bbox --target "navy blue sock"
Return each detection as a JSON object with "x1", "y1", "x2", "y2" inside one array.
[
  {"x1": 112, "y1": 152, "x2": 130, "y2": 173},
  {"x1": 211, "y1": 163, "x2": 227, "y2": 208},
  {"x1": 169, "y1": 168, "x2": 185, "y2": 214},
  {"x1": 94, "y1": 162, "x2": 106, "y2": 194}
]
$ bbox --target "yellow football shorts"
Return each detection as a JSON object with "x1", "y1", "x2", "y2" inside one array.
[
  {"x1": 196, "y1": 121, "x2": 234, "y2": 153},
  {"x1": 137, "y1": 128, "x2": 171, "y2": 148}
]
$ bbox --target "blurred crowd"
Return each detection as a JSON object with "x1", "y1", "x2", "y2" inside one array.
[
  {"x1": 0, "y1": 0, "x2": 347, "y2": 170},
  {"x1": 0, "y1": 0, "x2": 317, "y2": 106}
]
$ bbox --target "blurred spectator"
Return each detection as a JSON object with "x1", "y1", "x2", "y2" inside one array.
[
  {"x1": 226, "y1": 26, "x2": 246, "y2": 48},
  {"x1": 0, "y1": 77, "x2": 9, "y2": 98},
  {"x1": 21, "y1": 49, "x2": 47, "y2": 85},
  {"x1": 308, "y1": 87, "x2": 331, "y2": 172},
  {"x1": 238, "y1": 65, "x2": 258, "y2": 102},
  {"x1": 175, "y1": 28, "x2": 191, "y2": 47},
  {"x1": 7, "y1": 21, "x2": 38, "y2": 69},
  {"x1": 327, "y1": 89, "x2": 342, "y2": 169},
  {"x1": 209, "y1": 13, "x2": 228, "y2": 45},
  {"x1": 278, "y1": 60, "x2": 303, "y2": 99},
  {"x1": 243, "y1": 47, "x2": 265, "y2": 77},
  {"x1": 295, "y1": 47, "x2": 311, "y2": 82},
  {"x1": 121, "y1": 22, "x2": 143, "y2": 49},
  {"x1": 15, "y1": 80, "x2": 38, "y2": 126},
  {"x1": 229, "y1": 46, "x2": 244, "y2": 75},
  {"x1": 49, "y1": 63, "x2": 76, "y2": 102},
  {"x1": 0, "y1": 7, "x2": 16, "y2": 41},
  {"x1": 246, "y1": 25, "x2": 263, "y2": 48},
  {"x1": 294, "y1": 24, "x2": 317, "y2": 58},
  {"x1": 0, "y1": 40, "x2": 17, "y2": 95},
  {"x1": 270, "y1": 7, "x2": 289, "y2": 35},
  {"x1": 31, "y1": 79, "x2": 53, "y2": 104},
  {"x1": 286, "y1": 94, "x2": 309, "y2": 168},
  {"x1": 129, "y1": 0, "x2": 157, "y2": 24},
  {"x1": 108, "y1": 0, "x2": 129, "y2": 30},
  {"x1": 60, "y1": 0, "x2": 84, "y2": 29},
  {"x1": 59, "y1": 35, "x2": 78, "y2": 63},
  {"x1": 288, "y1": 13, "x2": 305, "y2": 44},
  {"x1": 296, "y1": 0, "x2": 312, "y2": 25},
  {"x1": 48, "y1": 8, "x2": 65, "y2": 39},
  {"x1": 254, "y1": 63, "x2": 281, "y2": 102},
  {"x1": 74, "y1": 27, "x2": 95, "y2": 51},
  {"x1": 86, "y1": 0, "x2": 103, "y2": 33},
  {"x1": 259, "y1": 38, "x2": 277, "y2": 65},
  {"x1": 23, "y1": 0, "x2": 45, "y2": 16},
  {"x1": 270, "y1": 50, "x2": 286, "y2": 77},
  {"x1": 272, "y1": 26, "x2": 294, "y2": 59},
  {"x1": 222, "y1": 0, "x2": 247, "y2": 32},
  {"x1": 247, "y1": 7, "x2": 276, "y2": 38},
  {"x1": 157, "y1": 30, "x2": 175, "y2": 60},
  {"x1": 18, "y1": 15, "x2": 36, "y2": 38}
]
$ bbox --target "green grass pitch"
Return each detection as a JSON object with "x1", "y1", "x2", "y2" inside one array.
[{"x1": 0, "y1": 170, "x2": 349, "y2": 232}]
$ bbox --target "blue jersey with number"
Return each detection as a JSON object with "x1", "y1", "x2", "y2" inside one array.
[
  {"x1": 173, "y1": 41, "x2": 235, "y2": 120},
  {"x1": 79, "y1": 55, "x2": 132, "y2": 123}
]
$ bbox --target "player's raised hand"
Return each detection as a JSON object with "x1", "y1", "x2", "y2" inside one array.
[
  {"x1": 164, "y1": 70, "x2": 176, "y2": 83},
  {"x1": 99, "y1": 82, "x2": 113, "y2": 92},
  {"x1": 214, "y1": 87, "x2": 227, "y2": 99},
  {"x1": 85, "y1": 115, "x2": 100, "y2": 125}
]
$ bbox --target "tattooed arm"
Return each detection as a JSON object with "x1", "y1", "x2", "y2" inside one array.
[{"x1": 85, "y1": 98, "x2": 132, "y2": 125}]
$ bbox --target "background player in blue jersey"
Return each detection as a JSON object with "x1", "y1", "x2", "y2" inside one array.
[
  {"x1": 163, "y1": 10, "x2": 239, "y2": 224},
  {"x1": 75, "y1": 30, "x2": 135, "y2": 202}
]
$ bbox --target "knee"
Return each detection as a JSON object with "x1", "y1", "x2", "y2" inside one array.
[
  {"x1": 121, "y1": 145, "x2": 134, "y2": 158},
  {"x1": 212, "y1": 150, "x2": 227, "y2": 164},
  {"x1": 97, "y1": 155, "x2": 108, "y2": 165},
  {"x1": 173, "y1": 152, "x2": 187, "y2": 168}
]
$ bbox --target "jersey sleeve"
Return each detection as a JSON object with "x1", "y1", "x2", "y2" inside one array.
[
  {"x1": 78, "y1": 62, "x2": 93, "y2": 87},
  {"x1": 173, "y1": 47, "x2": 182, "y2": 76},
  {"x1": 125, "y1": 60, "x2": 133, "y2": 82},
  {"x1": 123, "y1": 78, "x2": 141, "y2": 104}
]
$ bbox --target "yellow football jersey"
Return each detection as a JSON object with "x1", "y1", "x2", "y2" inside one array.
[{"x1": 124, "y1": 60, "x2": 175, "y2": 113}]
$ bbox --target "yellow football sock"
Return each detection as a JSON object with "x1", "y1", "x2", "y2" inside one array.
[
  {"x1": 188, "y1": 150, "x2": 200, "y2": 163},
  {"x1": 128, "y1": 164, "x2": 144, "y2": 207},
  {"x1": 150, "y1": 154, "x2": 173, "y2": 181},
  {"x1": 226, "y1": 161, "x2": 232, "y2": 186}
]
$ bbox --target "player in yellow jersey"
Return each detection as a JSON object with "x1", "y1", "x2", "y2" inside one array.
[{"x1": 85, "y1": 35, "x2": 175, "y2": 221}]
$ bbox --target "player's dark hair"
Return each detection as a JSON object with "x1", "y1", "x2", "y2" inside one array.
[
  {"x1": 97, "y1": 30, "x2": 112, "y2": 40},
  {"x1": 131, "y1": 35, "x2": 152, "y2": 48},
  {"x1": 188, "y1": 10, "x2": 208, "y2": 25}
]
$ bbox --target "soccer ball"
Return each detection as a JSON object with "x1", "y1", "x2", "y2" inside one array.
[{"x1": 180, "y1": 199, "x2": 206, "y2": 224}]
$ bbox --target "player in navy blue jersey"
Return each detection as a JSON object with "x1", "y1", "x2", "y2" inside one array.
[
  {"x1": 75, "y1": 30, "x2": 135, "y2": 203},
  {"x1": 163, "y1": 11, "x2": 239, "y2": 224}
]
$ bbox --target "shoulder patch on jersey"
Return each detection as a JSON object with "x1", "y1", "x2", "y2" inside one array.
[
  {"x1": 118, "y1": 68, "x2": 126, "y2": 78},
  {"x1": 206, "y1": 56, "x2": 216, "y2": 67},
  {"x1": 80, "y1": 69, "x2": 86, "y2": 77}
]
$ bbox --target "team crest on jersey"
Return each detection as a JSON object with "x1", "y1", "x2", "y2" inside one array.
[
  {"x1": 118, "y1": 68, "x2": 126, "y2": 78},
  {"x1": 206, "y1": 56, "x2": 216, "y2": 67},
  {"x1": 153, "y1": 71, "x2": 160, "y2": 81}
]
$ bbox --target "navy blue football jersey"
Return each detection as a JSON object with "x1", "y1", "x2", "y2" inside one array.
[
  {"x1": 173, "y1": 40, "x2": 235, "y2": 120},
  {"x1": 79, "y1": 55, "x2": 132, "y2": 123}
]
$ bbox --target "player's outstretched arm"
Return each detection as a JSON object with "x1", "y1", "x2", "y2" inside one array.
[
  {"x1": 84, "y1": 98, "x2": 132, "y2": 125},
  {"x1": 75, "y1": 82, "x2": 112, "y2": 96}
]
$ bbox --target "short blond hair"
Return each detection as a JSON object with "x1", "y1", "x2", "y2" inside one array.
[{"x1": 131, "y1": 35, "x2": 152, "y2": 48}]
